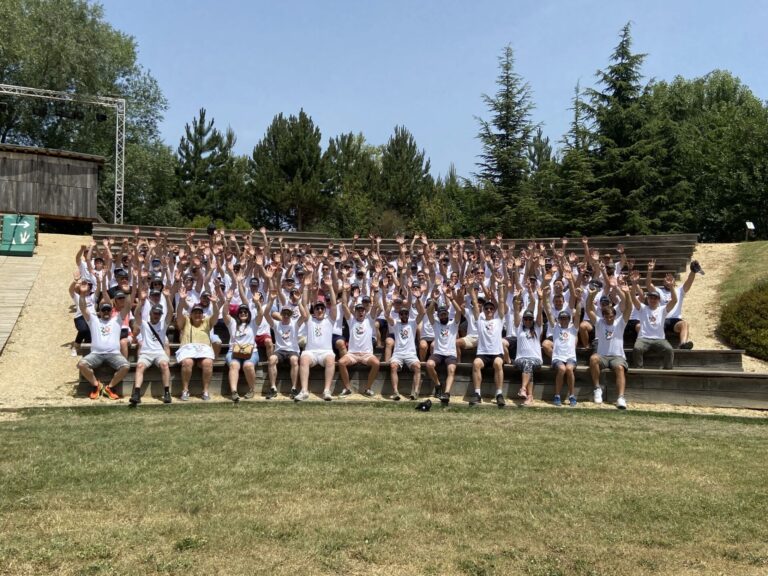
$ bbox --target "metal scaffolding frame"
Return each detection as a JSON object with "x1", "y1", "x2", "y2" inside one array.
[{"x1": 0, "y1": 83, "x2": 127, "y2": 223}]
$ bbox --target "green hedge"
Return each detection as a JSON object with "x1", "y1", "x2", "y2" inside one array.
[{"x1": 719, "y1": 279, "x2": 768, "y2": 361}]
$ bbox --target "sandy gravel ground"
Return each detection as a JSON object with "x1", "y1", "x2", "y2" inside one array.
[{"x1": 0, "y1": 234, "x2": 765, "y2": 419}]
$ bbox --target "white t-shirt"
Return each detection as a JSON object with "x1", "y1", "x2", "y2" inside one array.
[
  {"x1": 515, "y1": 323, "x2": 542, "y2": 361},
  {"x1": 306, "y1": 317, "x2": 334, "y2": 351},
  {"x1": 638, "y1": 304, "x2": 667, "y2": 340},
  {"x1": 88, "y1": 315, "x2": 123, "y2": 354},
  {"x1": 274, "y1": 318, "x2": 300, "y2": 353},
  {"x1": 227, "y1": 317, "x2": 256, "y2": 346},
  {"x1": 596, "y1": 316, "x2": 627, "y2": 357},
  {"x1": 658, "y1": 286, "x2": 684, "y2": 319},
  {"x1": 433, "y1": 319, "x2": 459, "y2": 356},
  {"x1": 73, "y1": 293, "x2": 95, "y2": 319},
  {"x1": 392, "y1": 319, "x2": 418, "y2": 354},
  {"x1": 476, "y1": 315, "x2": 503, "y2": 355},
  {"x1": 348, "y1": 316, "x2": 375, "y2": 354},
  {"x1": 139, "y1": 319, "x2": 167, "y2": 355},
  {"x1": 552, "y1": 323, "x2": 578, "y2": 362}
]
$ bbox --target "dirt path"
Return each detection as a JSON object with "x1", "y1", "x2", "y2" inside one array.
[{"x1": 0, "y1": 234, "x2": 765, "y2": 418}]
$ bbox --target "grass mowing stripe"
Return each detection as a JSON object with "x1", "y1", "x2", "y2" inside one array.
[{"x1": 1, "y1": 403, "x2": 767, "y2": 575}]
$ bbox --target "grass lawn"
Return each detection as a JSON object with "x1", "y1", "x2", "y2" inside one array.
[
  {"x1": 1, "y1": 402, "x2": 768, "y2": 576},
  {"x1": 719, "y1": 240, "x2": 768, "y2": 304}
]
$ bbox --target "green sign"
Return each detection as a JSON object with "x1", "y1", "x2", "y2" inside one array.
[{"x1": 0, "y1": 214, "x2": 36, "y2": 256}]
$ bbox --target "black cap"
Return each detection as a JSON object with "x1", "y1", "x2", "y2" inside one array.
[
  {"x1": 558, "y1": 310, "x2": 571, "y2": 319},
  {"x1": 599, "y1": 296, "x2": 611, "y2": 305},
  {"x1": 99, "y1": 302, "x2": 113, "y2": 312},
  {"x1": 354, "y1": 302, "x2": 366, "y2": 310},
  {"x1": 114, "y1": 268, "x2": 128, "y2": 278},
  {"x1": 150, "y1": 304, "x2": 164, "y2": 314},
  {"x1": 522, "y1": 310, "x2": 534, "y2": 319},
  {"x1": 238, "y1": 304, "x2": 250, "y2": 312},
  {"x1": 361, "y1": 296, "x2": 371, "y2": 304},
  {"x1": 191, "y1": 303, "x2": 204, "y2": 312},
  {"x1": 149, "y1": 289, "x2": 161, "y2": 296},
  {"x1": 200, "y1": 291, "x2": 211, "y2": 298},
  {"x1": 437, "y1": 305, "x2": 449, "y2": 314},
  {"x1": 113, "y1": 291, "x2": 127, "y2": 299}
]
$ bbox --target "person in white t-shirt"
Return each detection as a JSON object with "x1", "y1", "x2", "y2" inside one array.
[
  {"x1": 129, "y1": 287, "x2": 173, "y2": 406},
  {"x1": 222, "y1": 290, "x2": 259, "y2": 404},
  {"x1": 385, "y1": 295, "x2": 425, "y2": 401},
  {"x1": 513, "y1": 284, "x2": 544, "y2": 407},
  {"x1": 630, "y1": 283, "x2": 678, "y2": 370},
  {"x1": 426, "y1": 288, "x2": 463, "y2": 404},
  {"x1": 653, "y1": 263, "x2": 699, "y2": 349},
  {"x1": 544, "y1": 295, "x2": 581, "y2": 407},
  {"x1": 295, "y1": 284, "x2": 338, "y2": 402},
  {"x1": 587, "y1": 283, "x2": 632, "y2": 409},
  {"x1": 338, "y1": 284, "x2": 381, "y2": 398},
  {"x1": 468, "y1": 284, "x2": 507, "y2": 407},
  {"x1": 76, "y1": 282, "x2": 131, "y2": 401}
]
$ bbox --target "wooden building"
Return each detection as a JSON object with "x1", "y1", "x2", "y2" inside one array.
[{"x1": 0, "y1": 143, "x2": 103, "y2": 221}]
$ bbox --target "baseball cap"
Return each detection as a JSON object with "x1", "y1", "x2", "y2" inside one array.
[
  {"x1": 522, "y1": 310, "x2": 535, "y2": 319},
  {"x1": 150, "y1": 304, "x2": 164, "y2": 314},
  {"x1": 558, "y1": 310, "x2": 571, "y2": 319}
]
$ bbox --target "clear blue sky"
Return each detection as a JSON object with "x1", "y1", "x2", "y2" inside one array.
[{"x1": 99, "y1": 0, "x2": 768, "y2": 179}]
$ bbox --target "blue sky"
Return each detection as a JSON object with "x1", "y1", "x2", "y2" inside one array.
[{"x1": 99, "y1": 0, "x2": 768, "y2": 178}]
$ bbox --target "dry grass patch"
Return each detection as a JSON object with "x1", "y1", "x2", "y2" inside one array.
[{"x1": 1, "y1": 403, "x2": 767, "y2": 575}]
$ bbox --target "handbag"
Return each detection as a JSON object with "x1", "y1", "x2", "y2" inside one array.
[{"x1": 232, "y1": 342, "x2": 254, "y2": 360}]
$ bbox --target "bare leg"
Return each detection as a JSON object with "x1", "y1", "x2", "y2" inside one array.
[
  {"x1": 323, "y1": 355, "x2": 335, "y2": 394},
  {"x1": 228, "y1": 361, "x2": 241, "y2": 393},
  {"x1": 411, "y1": 362, "x2": 422, "y2": 396},
  {"x1": 554, "y1": 364, "x2": 565, "y2": 396},
  {"x1": 243, "y1": 362, "x2": 257, "y2": 390},
  {"x1": 445, "y1": 364, "x2": 457, "y2": 393},
  {"x1": 299, "y1": 355, "x2": 312, "y2": 393},
  {"x1": 181, "y1": 359, "x2": 193, "y2": 393},
  {"x1": 268, "y1": 355, "x2": 278, "y2": 388},
  {"x1": 78, "y1": 361, "x2": 99, "y2": 387},
  {"x1": 289, "y1": 356, "x2": 299, "y2": 389},
  {"x1": 201, "y1": 359, "x2": 213, "y2": 395},
  {"x1": 390, "y1": 363, "x2": 399, "y2": 395},
  {"x1": 366, "y1": 357, "x2": 380, "y2": 391}
]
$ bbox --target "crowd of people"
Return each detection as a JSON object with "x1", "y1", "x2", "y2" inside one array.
[{"x1": 70, "y1": 226, "x2": 702, "y2": 410}]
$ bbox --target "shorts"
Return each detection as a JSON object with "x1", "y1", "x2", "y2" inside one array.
[
  {"x1": 210, "y1": 333, "x2": 222, "y2": 345},
  {"x1": 428, "y1": 354, "x2": 457, "y2": 367},
  {"x1": 345, "y1": 352, "x2": 377, "y2": 364},
  {"x1": 137, "y1": 352, "x2": 170, "y2": 368},
  {"x1": 273, "y1": 350, "x2": 299, "y2": 364},
  {"x1": 255, "y1": 333, "x2": 272, "y2": 347},
  {"x1": 332, "y1": 334, "x2": 346, "y2": 350},
  {"x1": 552, "y1": 358, "x2": 577, "y2": 370},
  {"x1": 504, "y1": 336, "x2": 517, "y2": 355},
  {"x1": 460, "y1": 334, "x2": 478, "y2": 349},
  {"x1": 226, "y1": 348, "x2": 260, "y2": 366},
  {"x1": 543, "y1": 336, "x2": 554, "y2": 343},
  {"x1": 476, "y1": 354, "x2": 503, "y2": 369},
  {"x1": 74, "y1": 316, "x2": 91, "y2": 344},
  {"x1": 420, "y1": 336, "x2": 434, "y2": 343},
  {"x1": 120, "y1": 328, "x2": 130, "y2": 339},
  {"x1": 390, "y1": 352, "x2": 421, "y2": 370},
  {"x1": 664, "y1": 318, "x2": 683, "y2": 331},
  {"x1": 597, "y1": 355, "x2": 629, "y2": 371},
  {"x1": 81, "y1": 352, "x2": 129, "y2": 370},
  {"x1": 514, "y1": 357, "x2": 542, "y2": 374},
  {"x1": 301, "y1": 349, "x2": 334, "y2": 367}
]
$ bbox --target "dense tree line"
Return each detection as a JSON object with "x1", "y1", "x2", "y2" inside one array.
[{"x1": 1, "y1": 3, "x2": 766, "y2": 241}]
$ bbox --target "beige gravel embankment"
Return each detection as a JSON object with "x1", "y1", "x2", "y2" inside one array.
[{"x1": 0, "y1": 234, "x2": 765, "y2": 418}]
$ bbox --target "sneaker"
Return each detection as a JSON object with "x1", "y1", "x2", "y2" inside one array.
[
  {"x1": 163, "y1": 390, "x2": 172, "y2": 404},
  {"x1": 593, "y1": 386, "x2": 603, "y2": 404},
  {"x1": 339, "y1": 388, "x2": 353, "y2": 398},
  {"x1": 323, "y1": 390, "x2": 333, "y2": 401},
  {"x1": 231, "y1": 392, "x2": 240, "y2": 403},
  {"x1": 265, "y1": 387, "x2": 278, "y2": 400},
  {"x1": 294, "y1": 390, "x2": 309, "y2": 402},
  {"x1": 439, "y1": 392, "x2": 450, "y2": 405},
  {"x1": 70, "y1": 346, "x2": 78, "y2": 357},
  {"x1": 243, "y1": 388, "x2": 255, "y2": 400},
  {"x1": 521, "y1": 396, "x2": 533, "y2": 407},
  {"x1": 553, "y1": 394, "x2": 562, "y2": 407},
  {"x1": 289, "y1": 388, "x2": 298, "y2": 400},
  {"x1": 391, "y1": 393, "x2": 401, "y2": 401},
  {"x1": 568, "y1": 395, "x2": 577, "y2": 408},
  {"x1": 616, "y1": 395, "x2": 627, "y2": 410},
  {"x1": 516, "y1": 387, "x2": 528, "y2": 399},
  {"x1": 408, "y1": 394, "x2": 418, "y2": 401},
  {"x1": 103, "y1": 386, "x2": 120, "y2": 400},
  {"x1": 469, "y1": 392, "x2": 482, "y2": 406},
  {"x1": 495, "y1": 393, "x2": 506, "y2": 408},
  {"x1": 364, "y1": 389, "x2": 375, "y2": 398},
  {"x1": 433, "y1": 385, "x2": 443, "y2": 399},
  {"x1": 679, "y1": 341, "x2": 694, "y2": 350},
  {"x1": 201, "y1": 392, "x2": 210, "y2": 401},
  {"x1": 89, "y1": 383, "x2": 102, "y2": 400},
  {"x1": 180, "y1": 390, "x2": 190, "y2": 401},
  {"x1": 129, "y1": 388, "x2": 141, "y2": 406}
]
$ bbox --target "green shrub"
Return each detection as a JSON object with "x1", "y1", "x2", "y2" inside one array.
[{"x1": 719, "y1": 279, "x2": 768, "y2": 360}]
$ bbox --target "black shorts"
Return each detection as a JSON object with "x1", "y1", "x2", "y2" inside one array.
[
  {"x1": 429, "y1": 353, "x2": 457, "y2": 367},
  {"x1": 476, "y1": 354, "x2": 503, "y2": 369},
  {"x1": 665, "y1": 318, "x2": 682, "y2": 331},
  {"x1": 120, "y1": 328, "x2": 129, "y2": 339},
  {"x1": 273, "y1": 350, "x2": 299, "y2": 364}
]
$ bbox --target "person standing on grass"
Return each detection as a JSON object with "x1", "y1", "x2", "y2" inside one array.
[
  {"x1": 468, "y1": 281, "x2": 507, "y2": 408},
  {"x1": 338, "y1": 283, "x2": 381, "y2": 398},
  {"x1": 176, "y1": 286, "x2": 222, "y2": 401},
  {"x1": 76, "y1": 281, "x2": 131, "y2": 401},
  {"x1": 129, "y1": 287, "x2": 173, "y2": 406},
  {"x1": 425, "y1": 286, "x2": 463, "y2": 405},
  {"x1": 587, "y1": 282, "x2": 633, "y2": 409}
]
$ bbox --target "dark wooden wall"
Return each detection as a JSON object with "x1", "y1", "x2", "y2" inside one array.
[{"x1": 0, "y1": 149, "x2": 100, "y2": 220}]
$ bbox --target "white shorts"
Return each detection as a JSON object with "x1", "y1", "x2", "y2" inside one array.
[
  {"x1": 390, "y1": 352, "x2": 420, "y2": 371},
  {"x1": 460, "y1": 334, "x2": 478, "y2": 349},
  {"x1": 301, "y1": 349, "x2": 335, "y2": 367}
]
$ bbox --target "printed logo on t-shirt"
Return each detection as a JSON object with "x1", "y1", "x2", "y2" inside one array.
[
  {"x1": 280, "y1": 329, "x2": 291, "y2": 342},
  {"x1": 604, "y1": 328, "x2": 614, "y2": 341},
  {"x1": 484, "y1": 320, "x2": 495, "y2": 333},
  {"x1": 558, "y1": 331, "x2": 570, "y2": 342},
  {"x1": 355, "y1": 324, "x2": 365, "y2": 336},
  {"x1": 99, "y1": 324, "x2": 113, "y2": 337},
  {"x1": 440, "y1": 327, "x2": 449, "y2": 338},
  {"x1": 399, "y1": 326, "x2": 411, "y2": 340},
  {"x1": 314, "y1": 325, "x2": 323, "y2": 338},
  {"x1": 648, "y1": 314, "x2": 658, "y2": 326}
]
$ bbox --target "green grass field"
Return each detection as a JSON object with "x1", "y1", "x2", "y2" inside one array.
[
  {"x1": 2, "y1": 403, "x2": 767, "y2": 576},
  {"x1": 719, "y1": 240, "x2": 768, "y2": 304}
]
